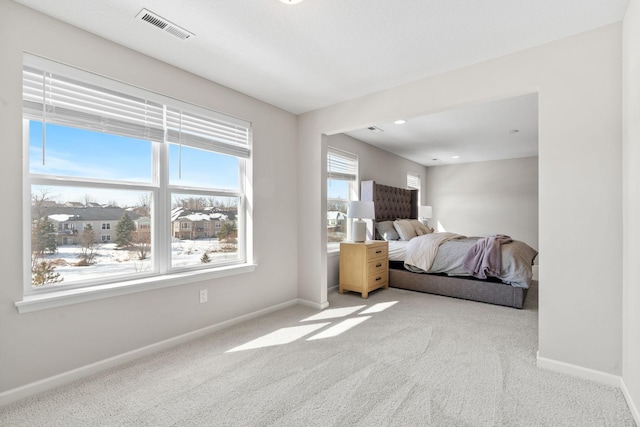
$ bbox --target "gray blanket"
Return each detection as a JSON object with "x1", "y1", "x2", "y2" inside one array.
[{"x1": 462, "y1": 234, "x2": 513, "y2": 279}]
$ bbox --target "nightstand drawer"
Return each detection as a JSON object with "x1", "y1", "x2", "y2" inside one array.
[
  {"x1": 367, "y1": 272, "x2": 388, "y2": 289},
  {"x1": 367, "y1": 258, "x2": 387, "y2": 276},
  {"x1": 367, "y1": 244, "x2": 387, "y2": 260}
]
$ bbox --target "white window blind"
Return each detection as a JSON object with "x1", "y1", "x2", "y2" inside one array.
[
  {"x1": 23, "y1": 65, "x2": 166, "y2": 143},
  {"x1": 166, "y1": 107, "x2": 250, "y2": 158},
  {"x1": 327, "y1": 148, "x2": 358, "y2": 181},
  {"x1": 23, "y1": 55, "x2": 251, "y2": 160},
  {"x1": 407, "y1": 172, "x2": 420, "y2": 190}
]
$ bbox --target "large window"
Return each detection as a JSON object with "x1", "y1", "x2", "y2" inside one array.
[
  {"x1": 327, "y1": 147, "x2": 358, "y2": 251},
  {"x1": 24, "y1": 55, "x2": 251, "y2": 294}
]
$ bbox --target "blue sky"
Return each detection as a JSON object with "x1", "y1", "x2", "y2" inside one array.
[
  {"x1": 327, "y1": 179, "x2": 349, "y2": 203},
  {"x1": 29, "y1": 121, "x2": 239, "y2": 207}
]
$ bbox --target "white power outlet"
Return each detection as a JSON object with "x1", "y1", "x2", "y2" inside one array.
[{"x1": 199, "y1": 289, "x2": 208, "y2": 303}]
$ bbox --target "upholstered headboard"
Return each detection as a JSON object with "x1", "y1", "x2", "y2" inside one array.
[{"x1": 361, "y1": 180, "x2": 418, "y2": 222}]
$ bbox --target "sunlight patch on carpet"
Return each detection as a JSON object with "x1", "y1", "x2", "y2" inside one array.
[
  {"x1": 300, "y1": 305, "x2": 366, "y2": 321},
  {"x1": 226, "y1": 323, "x2": 330, "y2": 352},
  {"x1": 307, "y1": 316, "x2": 371, "y2": 341},
  {"x1": 360, "y1": 301, "x2": 398, "y2": 314}
]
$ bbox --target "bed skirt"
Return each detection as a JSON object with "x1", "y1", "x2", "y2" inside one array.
[{"x1": 388, "y1": 266, "x2": 528, "y2": 309}]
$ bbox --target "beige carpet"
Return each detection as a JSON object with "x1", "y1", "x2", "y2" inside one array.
[{"x1": 0, "y1": 281, "x2": 636, "y2": 426}]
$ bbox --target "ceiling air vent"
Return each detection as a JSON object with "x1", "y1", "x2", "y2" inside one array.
[{"x1": 136, "y1": 8, "x2": 194, "y2": 40}]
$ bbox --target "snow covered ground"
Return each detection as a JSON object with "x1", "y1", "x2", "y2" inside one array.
[{"x1": 36, "y1": 238, "x2": 238, "y2": 287}]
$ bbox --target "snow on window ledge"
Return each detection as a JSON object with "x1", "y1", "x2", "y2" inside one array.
[{"x1": 14, "y1": 263, "x2": 257, "y2": 314}]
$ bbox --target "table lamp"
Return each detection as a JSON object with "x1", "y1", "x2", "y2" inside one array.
[{"x1": 347, "y1": 201, "x2": 375, "y2": 242}]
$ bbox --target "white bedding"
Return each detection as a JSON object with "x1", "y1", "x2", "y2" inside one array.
[
  {"x1": 387, "y1": 240, "x2": 408, "y2": 261},
  {"x1": 404, "y1": 232, "x2": 465, "y2": 272}
]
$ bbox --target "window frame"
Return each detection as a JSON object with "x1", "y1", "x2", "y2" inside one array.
[{"x1": 20, "y1": 54, "x2": 254, "y2": 306}]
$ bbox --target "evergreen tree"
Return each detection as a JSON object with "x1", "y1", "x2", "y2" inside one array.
[
  {"x1": 32, "y1": 218, "x2": 57, "y2": 256},
  {"x1": 115, "y1": 212, "x2": 135, "y2": 248}
]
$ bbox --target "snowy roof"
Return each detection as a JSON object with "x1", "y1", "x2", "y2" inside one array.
[
  {"x1": 184, "y1": 213, "x2": 211, "y2": 222},
  {"x1": 209, "y1": 213, "x2": 228, "y2": 220},
  {"x1": 171, "y1": 207, "x2": 229, "y2": 222},
  {"x1": 327, "y1": 211, "x2": 346, "y2": 220},
  {"x1": 48, "y1": 214, "x2": 75, "y2": 222},
  {"x1": 176, "y1": 213, "x2": 229, "y2": 222},
  {"x1": 37, "y1": 206, "x2": 140, "y2": 222}
]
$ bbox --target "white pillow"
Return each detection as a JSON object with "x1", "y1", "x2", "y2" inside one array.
[{"x1": 393, "y1": 219, "x2": 417, "y2": 241}]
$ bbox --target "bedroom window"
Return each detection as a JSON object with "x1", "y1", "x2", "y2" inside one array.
[
  {"x1": 327, "y1": 147, "x2": 358, "y2": 251},
  {"x1": 407, "y1": 172, "x2": 421, "y2": 203},
  {"x1": 23, "y1": 54, "x2": 252, "y2": 296}
]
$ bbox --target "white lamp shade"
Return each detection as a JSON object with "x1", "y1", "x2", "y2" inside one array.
[
  {"x1": 347, "y1": 201, "x2": 375, "y2": 219},
  {"x1": 347, "y1": 201, "x2": 374, "y2": 242},
  {"x1": 419, "y1": 205, "x2": 433, "y2": 219}
]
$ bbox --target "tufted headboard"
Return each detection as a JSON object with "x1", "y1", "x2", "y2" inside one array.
[{"x1": 361, "y1": 180, "x2": 418, "y2": 222}]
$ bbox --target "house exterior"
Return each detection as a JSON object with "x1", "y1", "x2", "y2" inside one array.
[
  {"x1": 170, "y1": 207, "x2": 231, "y2": 239},
  {"x1": 36, "y1": 205, "x2": 234, "y2": 246},
  {"x1": 36, "y1": 206, "x2": 141, "y2": 245}
]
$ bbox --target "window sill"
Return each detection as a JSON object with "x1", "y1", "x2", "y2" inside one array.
[{"x1": 15, "y1": 263, "x2": 257, "y2": 314}]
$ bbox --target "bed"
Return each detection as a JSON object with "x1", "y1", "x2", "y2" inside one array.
[{"x1": 361, "y1": 180, "x2": 538, "y2": 309}]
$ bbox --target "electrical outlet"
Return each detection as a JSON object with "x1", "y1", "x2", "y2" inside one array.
[{"x1": 199, "y1": 289, "x2": 208, "y2": 303}]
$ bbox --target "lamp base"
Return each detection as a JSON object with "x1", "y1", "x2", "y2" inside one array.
[{"x1": 352, "y1": 219, "x2": 366, "y2": 242}]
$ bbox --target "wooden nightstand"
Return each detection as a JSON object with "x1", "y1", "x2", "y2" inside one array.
[{"x1": 339, "y1": 240, "x2": 389, "y2": 298}]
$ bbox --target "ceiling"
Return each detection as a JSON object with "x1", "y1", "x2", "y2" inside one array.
[
  {"x1": 344, "y1": 93, "x2": 539, "y2": 166},
  {"x1": 13, "y1": 0, "x2": 629, "y2": 166}
]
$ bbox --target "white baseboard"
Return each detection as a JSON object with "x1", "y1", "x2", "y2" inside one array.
[
  {"x1": 298, "y1": 297, "x2": 330, "y2": 310},
  {"x1": 0, "y1": 298, "x2": 302, "y2": 407},
  {"x1": 621, "y1": 378, "x2": 640, "y2": 425},
  {"x1": 536, "y1": 353, "x2": 640, "y2": 424},
  {"x1": 536, "y1": 352, "x2": 621, "y2": 387}
]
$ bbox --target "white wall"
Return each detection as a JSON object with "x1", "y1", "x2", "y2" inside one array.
[
  {"x1": 325, "y1": 133, "x2": 428, "y2": 288},
  {"x1": 0, "y1": 2, "x2": 298, "y2": 395},
  {"x1": 299, "y1": 24, "x2": 622, "y2": 377},
  {"x1": 623, "y1": 0, "x2": 640, "y2": 420},
  {"x1": 425, "y1": 157, "x2": 538, "y2": 249}
]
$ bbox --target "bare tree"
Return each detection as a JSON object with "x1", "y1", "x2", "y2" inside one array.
[
  {"x1": 79, "y1": 224, "x2": 98, "y2": 265},
  {"x1": 82, "y1": 193, "x2": 96, "y2": 207},
  {"x1": 130, "y1": 230, "x2": 151, "y2": 260},
  {"x1": 136, "y1": 193, "x2": 151, "y2": 216},
  {"x1": 30, "y1": 188, "x2": 63, "y2": 286},
  {"x1": 174, "y1": 196, "x2": 206, "y2": 211}
]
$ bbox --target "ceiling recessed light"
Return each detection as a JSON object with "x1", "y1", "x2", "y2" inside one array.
[
  {"x1": 394, "y1": 119, "x2": 407, "y2": 125},
  {"x1": 452, "y1": 156, "x2": 460, "y2": 159},
  {"x1": 279, "y1": 0, "x2": 304, "y2": 3}
]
